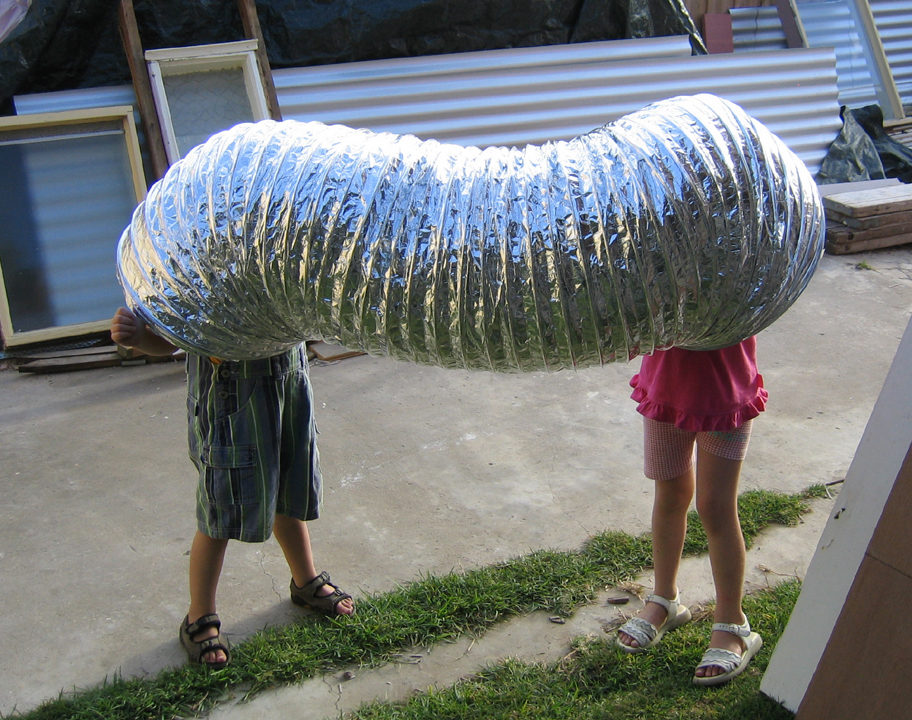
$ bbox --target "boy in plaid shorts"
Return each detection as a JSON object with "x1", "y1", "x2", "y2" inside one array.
[
  {"x1": 112, "y1": 307, "x2": 354, "y2": 669},
  {"x1": 616, "y1": 337, "x2": 766, "y2": 686}
]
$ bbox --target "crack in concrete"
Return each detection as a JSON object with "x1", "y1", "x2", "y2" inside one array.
[
  {"x1": 321, "y1": 671, "x2": 343, "y2": 714},
  {"x1": 256, "y1": 550, "x2": 283, "y2": 600}
]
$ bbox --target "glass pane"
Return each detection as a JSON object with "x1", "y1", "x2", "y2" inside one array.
[
  {"x1": 163, "y1": 67, "x2": 255, "y2": 158},
  {"x1": 0, "y1": 128, "x2": 138, "y2": 334}
]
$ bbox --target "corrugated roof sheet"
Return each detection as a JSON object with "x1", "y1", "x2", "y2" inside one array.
[
  {"x1": 275, "y1": 40, "x2": 841, "y2": 175},
  {"x1": 730, "y1": 6, "x2": 789, "y2": 52},
  {"x1": 871, "y1": 0, "x2": 912, "y2": 105}
]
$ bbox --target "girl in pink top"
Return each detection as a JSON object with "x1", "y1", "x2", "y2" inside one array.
[{"x1": 616, "y1": 337, "x2": 766, "y2": 686}]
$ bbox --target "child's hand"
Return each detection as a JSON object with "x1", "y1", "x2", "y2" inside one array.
[
  {"x1": 110, "y1": 308, "x2": 178, "y2": 355},
  {"x1": 111, "y1": 307, "x2": 145, "y2": 348}
]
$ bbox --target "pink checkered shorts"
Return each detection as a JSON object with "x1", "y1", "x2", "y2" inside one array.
[{"x1": 642, "y1": 417, "x2": 753, "y2": 481}]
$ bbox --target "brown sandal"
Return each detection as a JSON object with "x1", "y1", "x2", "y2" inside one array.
[
  {"x1": 179, "y1": 614, "x2": 231, "y2": 669},
  {"x1": 290, "y1": 571, "x2": 354, "y2": 615}
]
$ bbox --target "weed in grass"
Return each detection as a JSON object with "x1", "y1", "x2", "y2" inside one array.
[{"x1": 8, "y1": 489, "x2": 821, "y2": 720}]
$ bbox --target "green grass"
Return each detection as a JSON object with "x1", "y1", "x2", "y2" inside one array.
[
  {"x1": 351, "y1": 581, "x2": 802, "y2": 720},
  {"x1": 7, "y1": 486, "x2": 826, "y2": 720}
]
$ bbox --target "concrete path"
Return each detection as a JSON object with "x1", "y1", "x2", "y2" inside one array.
[{"x1": 2, "y1": 248, "x2": 912, "y2": 716}]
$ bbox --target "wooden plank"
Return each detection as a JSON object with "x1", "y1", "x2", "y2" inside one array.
[
  {"x1": 823, "y1": 184, "x2": 912, "y2": 218},
  {"x1": 13, "y1": 345, "x2": 121, "y2": 361},
  {"x1": 773, "y1": 0, "x2": 807, "y2": 48},
  {"x1": 237, "y1": 0, "x2": 282, "y2": 121},
  {"x1": 827, "y1": 218, "x2": 912, "y2": 243},
  {"x1": 826, "y1": 232, "x2": 912, "y2": 254},
  {"x1": 118, "y1": 0, "x2": 169, "y2": 181},
  {"x1": 825, "y1": 206, "x2": 912, "y2": 230},
  {"x1": 17, "y1": 350, "x2": 185, "y2": 374},
  {"x1": 307, "y1": 341, "x2": 365, "y2": 362}
]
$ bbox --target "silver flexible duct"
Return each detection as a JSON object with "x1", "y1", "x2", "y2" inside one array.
[{"x1": 117, "y1": 93, "x2": 825, "y2": 370}]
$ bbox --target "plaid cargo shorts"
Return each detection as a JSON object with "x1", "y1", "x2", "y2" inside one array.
[{"x1": 186, "y1": 345, "x2": 321, "y2": 542}]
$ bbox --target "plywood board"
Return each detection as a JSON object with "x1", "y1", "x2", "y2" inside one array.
[
  {"x1": 797, "y1": 443, "x2": 912, "y2": 719},
  {"x1": 760, "y1": 314, "x2": 912, "y2": 710},
  {"x1": 823, "y1": 183, "x2": 912, "y2": 218},
  {"x1": 825, "y1": 206, "x2": 912, "y2": 230},
  {"x1": 827, "y1": 218, "x2": 912, "y2": 243},
  {"x1": 826, "y1": 232, "x2": 912, "y2": 255}
]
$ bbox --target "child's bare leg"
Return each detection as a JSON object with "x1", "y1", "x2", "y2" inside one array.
[
  {"x1": 693, "y1": 448, "x2": 747, "y2": 678},
  {"x1": 187, "y1": 530, "x2": 229, "y2": 664},
  {"x1": 272, "y1": 514, "x2": 354, "y2": 615},
  {"x1": 618, "y1": 467, "x2": 695, "y2": 648}
]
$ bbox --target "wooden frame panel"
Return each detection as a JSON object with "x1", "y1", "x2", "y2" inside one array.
[
  {"x1": 0, "y1": 106, "x2": 146, "y2": 347},
  {"x1": 145, "y1": 39, "x2": 270, "y2": 163}
]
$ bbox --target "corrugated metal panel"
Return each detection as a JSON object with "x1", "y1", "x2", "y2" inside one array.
[
  {"x1": 870, "y1": 0, "x2": 912, "y2": 104},
  {"x1": 274, "y1": 36, "x2": 694, "y2": 145},
  {"x1": 730, "y1": 7, "x2": 789, "y2": 52},
  {"x1": 14, "y1": 85, "x2": 138, "y2": 115},
  {"x1": 797, "y1": 0, "x2": 879, "y2": 108},
  {"x1": 276, "y1": 43, "x2": 841, "y2": 175}
]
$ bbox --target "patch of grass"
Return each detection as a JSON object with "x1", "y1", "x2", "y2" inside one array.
[
  {"x1": 8, "y1": 489, "x2": 820, "y2": 720},
  {"x1": 350, "y1": 581, "x2": 802, "y2": 720}
]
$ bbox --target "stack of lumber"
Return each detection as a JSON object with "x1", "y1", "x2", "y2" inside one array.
[
  {"x1": 824, "y1": 183, "x2": 912, "y2": 255},
  {"x1": 885, "y1": 117, "x2": 912, "y2": 150},
  {"x1": 13, "y1": 344, "x2": 185, "y2": 374}
]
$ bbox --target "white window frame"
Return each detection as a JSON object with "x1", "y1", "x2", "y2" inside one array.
[{"x1": 145, "y1": 39, "x2": 271, "y2": 164}]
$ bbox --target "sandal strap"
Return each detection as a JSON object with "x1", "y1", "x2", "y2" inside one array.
[
  {"x1": 696, "y1": 647, "x2": 742, "y2": 673},
  {"x1": 323, "y1": 586, "x2": 352, "y2": 603},
  {"x1": 618, "y1": 616, "x2": 658, "y2": 647},
  {"x1": 301, "y1": 570, "x2": 332, "y2": 592},
  {"x1": 712, "y1": 619, "x2": 751, "y2": 637},
  {"x1": 185, "y1": 613, "x2": 221, "y2": 637},
  {"x1": 196, "y1": 636, "x2": 230, "y2": 658},
  {"x1": 644, "y1": 593, "x2": 676, "y2": 612}
]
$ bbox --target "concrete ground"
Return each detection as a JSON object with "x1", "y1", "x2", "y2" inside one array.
[{"x1": 3, "y1": 247, "x2": 912, "y2": 717}]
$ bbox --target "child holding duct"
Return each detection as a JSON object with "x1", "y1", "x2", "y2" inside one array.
[
  {"x1": 616, "y1": 337, "x2": 765, "y2": 686},
  {"x1": 111, "y1": 307, "x2": 354, "y2": 669}
]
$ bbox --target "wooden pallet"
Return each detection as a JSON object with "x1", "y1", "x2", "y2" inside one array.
[{"x1": 823, "y1": 183, "x2": 912, "y2": 255}]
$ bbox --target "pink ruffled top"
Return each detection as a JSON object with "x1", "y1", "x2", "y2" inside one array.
[{"x1": 629, "y1": 337, "x2": 767, "y2": 432}]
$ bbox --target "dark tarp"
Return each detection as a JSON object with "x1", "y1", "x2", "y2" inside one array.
[
  {"x1": 818, "y1": 104, "x2": 912, "y2": 185},
  {"x1": 0, "y1": 0, "x2": 705, "y2": 113}
]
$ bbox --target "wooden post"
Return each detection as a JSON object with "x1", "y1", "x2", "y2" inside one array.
[
  {"x1": 237, "y1": 0, "x2": 282, "y2": 121},
  {"x1": 772, "y1": 0, "x2": 808, "y2": 49},
  {"x1": 117, "y1": 0, "x2": 170, "y2": 181}
]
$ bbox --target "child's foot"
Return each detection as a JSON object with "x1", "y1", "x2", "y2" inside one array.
[
  {"x1": 616, "y1": 593, "x2": 691, "y2": 652},
  {"x1": 617, "y1": 600, "x2": 668, "y2": 649},
  {"x1": 291, "y1": 571, "x2": 355, "y2": 616},
  {"x1": 692, "y1": 616, "x2": 763, "y2": 686},
  {"x1": 694, "y1": 627, "x2": 745, "y2": 679},
  {"x1": 180, "y1": 614, "x2": 230, "y2": 668}
]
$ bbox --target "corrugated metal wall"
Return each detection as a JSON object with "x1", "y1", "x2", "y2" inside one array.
[
  {"x1": 730, "y1": 6, "x2": 788, "y2": 52},
  {"x1": 273, "y1": 36, "x2": 694, "y2": 148},
  {"x1": 871, "y1": 0, "x2": 912, "y2": 104},
  {"x1": 275, "y1": 39, "x2": 841, "y2": 175},
  {"x1": 797, "y1": 0, "x2": 880, "y2": 109},
  {"x1": 733, "y1": 0, "x2": 911, "y2": 110}
]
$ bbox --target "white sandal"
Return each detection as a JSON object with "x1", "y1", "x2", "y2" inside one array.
[
  {"x1": 692, "y1": 617, "x2": 763, "y2": 686},
  {"x1": 616, "y1": 592, "x2": 692, "y2": 654}
]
